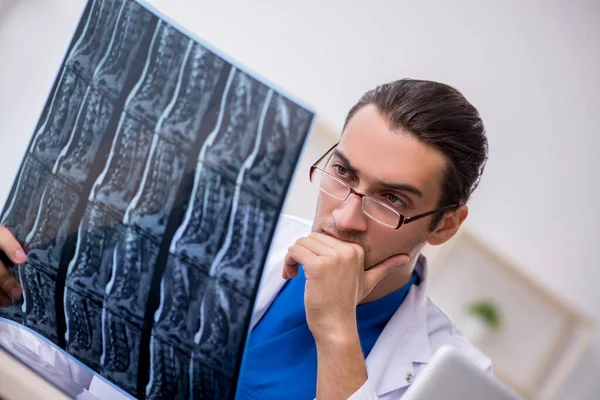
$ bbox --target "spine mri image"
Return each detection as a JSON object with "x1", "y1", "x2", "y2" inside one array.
[{"x1": 0, "y1": 0, "x2": 314, "y2": 398}]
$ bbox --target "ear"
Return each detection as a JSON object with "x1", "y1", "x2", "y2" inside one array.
[{"x1": 427, "y1": 205, "x2": 468, "y2": 246}]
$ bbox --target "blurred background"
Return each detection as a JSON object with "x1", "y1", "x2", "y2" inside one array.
[{"x1": 0, "y1": 0, "x2": 598, "y2": 399}]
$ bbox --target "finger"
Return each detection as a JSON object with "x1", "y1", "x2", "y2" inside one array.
[
  {"x1": 283, "y1": 244, "x2": 303, "y2": 279},
  {"x1": 364, "y1": 254, "x2": 410, "y2": 291},
  {"x1": 287, "y1": 244, "x2": 320, "y2": 270},
  {"x1": 0, "y1": 291, "x2": 13, "y2": 308},
  {"x1": 0, "y1": 226, "x2": 26, "y2": 265},
  {"x1": 311, "y1": 232, "x2": 364, "y2": 257},
  {"x1": 309, "y1": 232, "x2": 342, "y2": 247},
  {"x1": 0, "y1": 260, "x2": 22, "y2": 300},
  {"x1": 282, "y1": 252, "x2": 299, "y2": 280},
  {"x1": 295, "y1": 236, "x2": 332, "y2": 256}
]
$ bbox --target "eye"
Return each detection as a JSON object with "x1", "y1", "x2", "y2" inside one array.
[
  {"x1": 384, "y1": 193, "x2": 407, "y2": 209},
  {"x1": 333, "y1": 164, "x2": 348, "y2": 177}
]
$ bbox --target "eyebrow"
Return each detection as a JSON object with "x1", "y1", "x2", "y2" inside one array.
[{"x1": 332, "y1": 149, "x2": 424, "y2": 198}]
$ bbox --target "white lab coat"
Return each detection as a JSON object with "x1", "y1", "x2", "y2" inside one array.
[
  {"x1": 0, "y1": 214, "x2": 491, "y2": 399},
  {"x1": 250, "y1": 214, "x2": 492, "y2": 399}
]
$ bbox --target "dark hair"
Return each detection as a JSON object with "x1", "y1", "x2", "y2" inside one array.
[{"x1": 344, "y1": 78, "x2": 488, "y2": 230}]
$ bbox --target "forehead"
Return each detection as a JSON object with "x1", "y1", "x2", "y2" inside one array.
[{"x1": 338, "y1": 105, "x2": 447, "y2": 201}]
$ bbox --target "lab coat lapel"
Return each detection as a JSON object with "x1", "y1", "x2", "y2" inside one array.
[
  {"x1": 250, "y1": 215, "x2": 311, "y2": 328},
  {"x1": 364, "y1": 256, "x2": 432, "y2": 396},
  {"x1": 251, "y1": 274, "x2": 286, "y2": 329}
]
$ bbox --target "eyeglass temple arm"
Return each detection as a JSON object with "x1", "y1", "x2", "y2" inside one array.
[
  {"x1": 403, "y1": 204, "x2": 458, "y2": 225},
  {"x1": 310, "y1": 143, "x2": 339, "y2": 179}
]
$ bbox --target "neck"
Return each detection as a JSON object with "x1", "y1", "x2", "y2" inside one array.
[{"x1": 359, "y1": 255, "x2": 419, "y2": 304}]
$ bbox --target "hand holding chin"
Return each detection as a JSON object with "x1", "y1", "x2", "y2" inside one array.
[{"x1": 283, "y1": 232, "x2": 409, "y2": 342}]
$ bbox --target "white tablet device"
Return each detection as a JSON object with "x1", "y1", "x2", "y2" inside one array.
[{"x1": 402, "y1": 346, "x2": 523, "y2": 400}]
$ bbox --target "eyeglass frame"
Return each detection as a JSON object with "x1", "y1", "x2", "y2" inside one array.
[{"x1": 309, "y1": 143, "x2": 459, "y2": 229}]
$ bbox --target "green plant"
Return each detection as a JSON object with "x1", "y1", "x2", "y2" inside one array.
[{"x1": 468, "y1": 300, "x2": 501, "y2": 330}]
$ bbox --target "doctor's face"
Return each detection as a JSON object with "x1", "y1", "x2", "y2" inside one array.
[{"x1": 311, "y1": 105, "x2": 449, "y2": 269}]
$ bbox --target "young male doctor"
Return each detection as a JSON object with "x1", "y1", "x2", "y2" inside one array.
[{"x1": 0, "y1": 78, "x2": 491, "y2": 399}]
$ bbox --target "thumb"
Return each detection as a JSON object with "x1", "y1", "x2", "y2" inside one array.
[{"x1": 364, "y1": 253, "x2": 410, "y2": 292}]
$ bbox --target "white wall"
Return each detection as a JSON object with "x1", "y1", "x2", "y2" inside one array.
[{"x1": 0, "y1": 0, "x2": 599, "y2": 398}]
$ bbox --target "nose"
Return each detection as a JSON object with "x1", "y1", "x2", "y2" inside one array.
[{"x1": 332, "y1": 192, "x2": 368, "y2": 233}]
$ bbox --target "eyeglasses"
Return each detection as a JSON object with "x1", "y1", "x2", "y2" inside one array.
[{"x1": 309, "y1": 143, "x2": 458, "y2": 229}]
